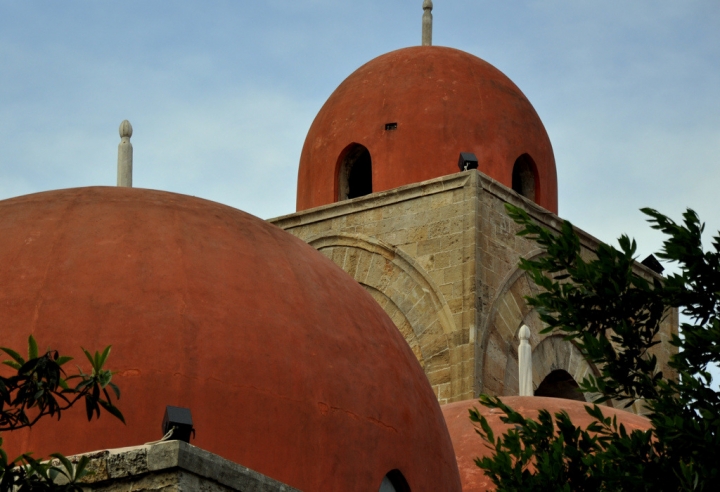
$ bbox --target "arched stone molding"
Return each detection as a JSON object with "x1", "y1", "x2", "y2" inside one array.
[
  {"x1": 526, "y1": 336, "x2": 597, "y2": 402},
  {"x1": 479, "y1": 253, "x2": 607, "y2": 405},
  {"x1": 307, "y1": 233, "x2": 457, "y2": 400},
  {"x1": 478, "y1": 251, "x2": 542, "y2": 396}
]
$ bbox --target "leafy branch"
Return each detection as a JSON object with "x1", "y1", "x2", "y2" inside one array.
[
  {"x1": 0, "y1": 336, "x2": 124, "y2": 490},
  {"x1": 471, "y1": 205, "x2": 720, "y2": 491}
]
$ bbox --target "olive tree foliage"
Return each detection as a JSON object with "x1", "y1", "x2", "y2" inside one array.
[
  {"x1": 0, "y1": 336, "x2": 123, "y2": 491},
  {"x1": 470, "y1": 205, "x2": 720, "y2": 491}
]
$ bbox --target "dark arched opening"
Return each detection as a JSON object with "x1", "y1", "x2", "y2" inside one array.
[
  {"x1": 379, "y1": 469, "x2": 411, "y2": 492},
  {"x1": 534, "y1": 369, "x2": 585, "y2": 401},
  {"x1": 512, "y1": 153, "x2": 537, "y2": 202},
  {"x1": 337, "y1": 144, "x2": 372, "y2": 200}
]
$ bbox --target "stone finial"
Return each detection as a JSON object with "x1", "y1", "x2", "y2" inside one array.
[
  {"x1": 117, "y1": 120, "x2": 133, "y2": 187},
  {"x1": 119, "y1": 119, "x2": 133, "y2": 139},
  {"x1": 518, "y1": 325, "x2": 533, "y2": 396},
  {"x1": 422, "y1": 0, "x2": 433, "y2": 46}
]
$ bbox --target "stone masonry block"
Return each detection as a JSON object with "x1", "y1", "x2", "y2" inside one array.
[{"x1": 427, "y1": 366, "x2": 452, "y2": 386}]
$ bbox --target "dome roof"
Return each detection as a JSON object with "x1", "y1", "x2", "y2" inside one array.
[
  {"x1": 442, "y1": 397, "x2": 651, "y2": 491},
  {"x1": 0, "y1": 187, "x2": 461, "y2": 491},
  {"x1": 297, "y1": 46, "x2": 557, "y2": 213}
]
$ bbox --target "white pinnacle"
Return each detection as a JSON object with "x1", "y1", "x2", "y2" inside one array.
[
  {"x1": 117, "y1": 120, "x2": 133, "y2": 187},
  {"x1": 518, "y1": 324, "x2": 533, "y2": 396},
  {"x1": 422, "y1": 0, "x2": 433, "y2": 46}
]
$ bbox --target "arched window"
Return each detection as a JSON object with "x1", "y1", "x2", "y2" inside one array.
[
  {"x1": 534, "y1": 369, "x2": 585, "y2": 401},
  {"x1": 379, "y1": 469, "x2": 411, "y2": 492},
  {"x1": 511, "y1": 153, "x2": 537, "y2": 202},
  {"x1": 337, "y1": 144, "x2": 372, "y2": 201}
]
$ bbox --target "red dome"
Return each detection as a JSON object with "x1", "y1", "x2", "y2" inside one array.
[
  {"x1": 0, "y1": 187, "x2": 461, "y2": 492},
  {"x1": 442, "y1": 397, "x2": 651, "y2": 491},
  {"x1": 297, "y1": 46, "x2": 557, "y2": 213}
]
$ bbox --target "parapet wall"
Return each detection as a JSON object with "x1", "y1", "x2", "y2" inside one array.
[{"x1": 58, "y1": 440, "x2": 298, "y2": 491}]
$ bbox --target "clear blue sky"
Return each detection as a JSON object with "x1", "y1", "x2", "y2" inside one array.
[{"x1": 1, "y1": 1, "x2": 718, "y2": 264}]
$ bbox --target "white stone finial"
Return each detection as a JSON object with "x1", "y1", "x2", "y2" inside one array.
[
  {"x1": 422, "y1": 0, "x2": 433, "y2": 46},
  {"x1": 117, "y1": 120, "x2": 133, "y2": 187},
  {"x1": 119, "y1": 119, "x2": 133, "y2": 139},
  {"x1": 518, "y1": 325, "x2": 533, "y2": 396}
]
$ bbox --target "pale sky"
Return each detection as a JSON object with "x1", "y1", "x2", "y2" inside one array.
[{"x1": 1, "y1": 1, "x2": 718, "y2": 272}]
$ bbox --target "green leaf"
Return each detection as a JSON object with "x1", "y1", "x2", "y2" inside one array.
[
  {"x1": 98, "y1": 399, "x2": 126, "y2": 424},
  {"x1": 28, "y1": 335, "x2": 38, "y2": 360},
  {"x1": 1, "y1": 346, "x2": 25, "y2": 366},
  {"x1": 2, "y1": 360, "x2": 21, "y2": 370},
  {"x1": 56, "y1": 355, "x2": 73, "y2": 366},
  {"x1": 98, "y1": 345, "x2": 112, "y2": 369},
  {"x1": 108, "y1": 381, "x2": 121, "y2": 400},
  {"x1": 50, "y1": 452, "x2": 74, "y2": 477},
  {"x1": 74, "y1": 455, "x2": 91, "y2": 481},
  {"x1": 82, "y1": 347, "x2": 95, "y2": 368}
]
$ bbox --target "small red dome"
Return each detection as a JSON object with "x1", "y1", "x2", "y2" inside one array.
[
  {"x1": 297, "y1": 46, "x2": 557, "y2": 213},
  {"x1": 0, "y1": 187, "x2": 461, "y2": 491},
  {"x1": 442, "y1": 397, "x2": 651, "y2": 491}
]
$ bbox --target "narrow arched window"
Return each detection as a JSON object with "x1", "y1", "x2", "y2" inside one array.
[
  {"x1": 511, "y1": 153, "x2": 537, "y2": 202},
  {"x1": 379, "y1": 469, "x2": 411, "y2": 492},
  {"x1": 337, "y1": 144, "x2": 372, "y2": 201},
  {"x1": 534, "y1": 369, "x2": 585, "y2": 401}
]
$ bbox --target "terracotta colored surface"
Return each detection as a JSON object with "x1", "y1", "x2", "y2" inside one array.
[
  {"x1": 0, "y1": 187, "x2": 461, "y2": 492},
  {"x1": 442, "y1": 397, "x2": 652, "y2": 492},
  {"x1": 297, "y1": 46, "x2": 558, "y2": 213}
]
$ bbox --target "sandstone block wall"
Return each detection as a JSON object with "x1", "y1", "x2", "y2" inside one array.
[
  {"x1": 270, "y1": 171, "x2": 678, "y2": 411},
  {"x1": 272, "y1": 173, "x2": 477, "y2": 404}
]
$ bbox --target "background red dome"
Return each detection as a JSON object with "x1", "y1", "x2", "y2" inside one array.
[
  {"x1": 297, "y1": 46, "x2": 558, "y2": 213},
  {"x1": 0, "y1": 187, "x2": 461, "y2": 491},
  {"x1": 442, "y1": 397, "x2": 651, "y2": 491}
]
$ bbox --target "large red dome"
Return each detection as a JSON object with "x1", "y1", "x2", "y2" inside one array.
[
  {"x1": 442, "y1": 397, "x2": 651, "y2": 491},
  {"x1": 297, "y1": 46, "x2": 557, "y2": 212},
  {"x1": 0, "y1": 187, "x2": 461, "y2": 491}
]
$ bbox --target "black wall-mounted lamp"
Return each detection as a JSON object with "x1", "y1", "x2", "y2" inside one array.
[
  {"x1": 162, "y1": 406, "x2": 195, "y2": 443},
  {"x1": 458, "y1": 152, "x2": 478, "y2": 171},
  {"x1": 641, "y1": 254, "x2": 665, "y2": 275}
]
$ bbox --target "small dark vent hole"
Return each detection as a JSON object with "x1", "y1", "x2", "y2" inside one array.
[{"x1": 385, "y1": 122, "x2": 398, "y2": 131}]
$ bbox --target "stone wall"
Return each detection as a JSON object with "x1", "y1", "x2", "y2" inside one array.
[
  {"x1": 56, "y1": 440, "x2": 298, "y2": 491},
  {"x1": 474, "y1": 175, "x2": 678, "y2": 413},
  {"x1": 270, "y1": 170, "x2": 678, "y2": 411},
  {"x1": 272, "y1": 173, "x2": 477, "y2": 404}
]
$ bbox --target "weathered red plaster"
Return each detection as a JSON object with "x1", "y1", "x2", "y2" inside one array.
[
  {"x1": 0, "y1": 187, "x2": 461, "y2": 492},
  {"x1": 442, "y1": 397, "x2": 651, "y2": 491},
  {"x1": 297, "y1": 46, "x2": 558, "y2": 213}
]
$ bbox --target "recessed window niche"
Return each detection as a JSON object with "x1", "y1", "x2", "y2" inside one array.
[
  {"x1": 512, "y1": 153, "x2": 538, "y2": 202},
  {"x1": 337, "y1": 143, "x2": 373, "y2": 201}
]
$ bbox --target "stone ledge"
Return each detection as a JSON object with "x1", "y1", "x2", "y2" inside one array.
[
  {"x1": 269, "y1": 172, "x2": 473, "y2": 228},
  {"x1": 60, "y1": 440, "x2": 299, "y2": 491}
]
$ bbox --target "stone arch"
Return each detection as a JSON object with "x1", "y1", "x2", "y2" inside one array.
[
  {"x1": 478, "y1": 255, "x2": 542, "y2": 396},
  {"x1": 527, "y1": 336, "x2": 598, "y2": 402},
  {"x1": 479, "y1": 254, "x2": 608, "y2": 405},
  {"x1": 307, "y1": 233, "x2": 456, "y2": 401}
]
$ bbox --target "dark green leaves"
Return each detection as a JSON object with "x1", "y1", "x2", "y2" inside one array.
[
  {"x1": 473, "y1": 205, "x2": 720, "y2": 491},
  {"x1": 0, "y1": 337, "x2": 124, "y2": 489}
]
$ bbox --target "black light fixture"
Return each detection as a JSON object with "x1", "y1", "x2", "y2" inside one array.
[
  {"x1": 458, "y1": 152, "x2": 478, "y2": 171},
  {"x1": 641, "y1": 254, "x2": 665, "y2": 275},
  {"x1": 162, "y1": 406, "x2": 195, "y2": 443}
]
